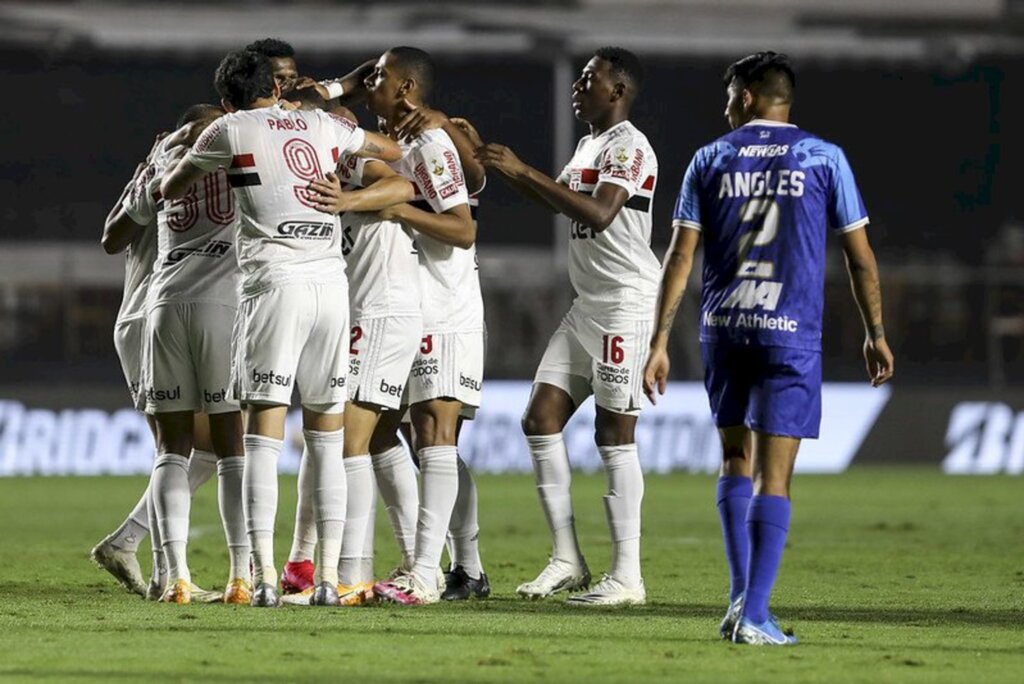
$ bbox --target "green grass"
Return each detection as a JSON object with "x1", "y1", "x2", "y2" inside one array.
[{"x1": 0, "y1": 469, "x2": 1021, "y2": 682}]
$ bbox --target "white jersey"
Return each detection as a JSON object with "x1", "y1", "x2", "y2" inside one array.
[
  {"x1": 557, "y1": 120, "x2": 660, "y2": 321},
  {"x1": 132, "y1": 148, "x2": 240, "y2": 308},
  {"x1": 390, "y1": 129, "x2": 483, "y2": 333},
  {"x1": 337, "y1": 155, "x2": 421, "y2": 319},
  {"x1": 118, "y1": 164, "x2": 160, "y2": 323},
  {"x1": 186, "y1": 105, "x2": 367, "y2": 295}
]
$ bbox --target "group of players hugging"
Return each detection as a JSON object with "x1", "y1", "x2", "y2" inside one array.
[{"x1": 90, "y1": 38, "x2": 893, "y2": 645}]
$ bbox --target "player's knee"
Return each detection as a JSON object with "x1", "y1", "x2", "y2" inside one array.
[
  {"x1": 593, "y1": 411, "x2": 635, "y2": 447},
  {"x1": 521, "y1": 409, "x2": 561, "y2": 437},
  {"x1": 721, "y1": 443, "x2": 747, "y2": 462},
  {"x1": 369, "y1": 429, "x2": 401, "y2": 455},
  {"x1": 412, "y1": 412, "x2": 456, "y2": 447}
]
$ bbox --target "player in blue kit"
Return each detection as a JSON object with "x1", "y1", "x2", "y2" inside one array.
[{"x1": 643, "y1": 51, "x2": 894, "y2": 644}]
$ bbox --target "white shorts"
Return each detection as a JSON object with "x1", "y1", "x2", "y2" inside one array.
[
  {"x1": 143, "y1": 301, "x2": 238, "y2": 415},
  {"x1": 348, "y1": 315, "x2": 422, "y2": 410},
  {"x1": 232, "y1": 281, "x2": 349, "y2": 412},
  {"x1": 407, "y1": 330, "x2": 484, "y2": 409},
  {"x1": 534, "y1": 306, "x2": 652, "y2": 415},
  {"x1": 113, "y1": 317, "x2": 144, "y2": 410}
]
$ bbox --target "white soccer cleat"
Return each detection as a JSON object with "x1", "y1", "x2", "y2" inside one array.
[
  {"x1": 190, "y1": 583, "x2": 225, "y2": 604},
  {"x1": 566, "y1": 574, "x2": 646, "y2": 606},
  {"x1": 373, "y1": 572, "x2": 440, "y2": 606},
  {"x1": 90, "y1": 538, "x2": 146, "y2": 596},
  {"x1": 516, "y1": 558, "x2": 591, "y2": 599}
]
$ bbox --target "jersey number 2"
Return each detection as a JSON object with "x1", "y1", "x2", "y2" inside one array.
[{"x1": 736, "y1": 198, "x2": 779, "y2": 278}]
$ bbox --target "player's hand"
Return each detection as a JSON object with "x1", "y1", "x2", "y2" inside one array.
[
  {"x1": 294, "y1": 77, "x2": 331, "y2": 100},
  {"x1": 863, "y1": 336, "x2": 894, "y2": 387},
  {"x1": 643, "y1": 346, "x2": 671, "y2": 405},
  {"x1": 393, "y1": 100, "x2": 448, "y2": 141},
  {"x1": 278, "y1": 99, "x2": 300, "y2": 111},
  {"x1": 306, "y1": 172, "x2": 347, "y2": 214},
  {"x1": 146, "y1": 132, "x2": 169, "y2": 163},
  {"x1": 475, "y1": 143, "x2": 527, "y2": 178},
  {"x1": 450, "y1": 117, "x2": 484, "y2": 148}
]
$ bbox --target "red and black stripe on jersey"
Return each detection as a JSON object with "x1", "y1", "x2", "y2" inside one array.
[
  {"x1": 227, "y1": 154, "x2": 261, "y2": 188},
  {"x1": 408, "y1": 183, "x2": 480, "y2": 219},
  {"x1": 572, "y1": 168, "x2": 655, "y2": 213}
]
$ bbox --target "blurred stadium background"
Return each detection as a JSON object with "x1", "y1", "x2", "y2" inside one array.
[{"x1": 2, "y1": 0, "x2": 1023, "y2": 475}]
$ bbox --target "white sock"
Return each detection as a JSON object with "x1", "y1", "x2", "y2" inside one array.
[
  {"x1": 243, "y1": 435, "x2": 282, "y2": 588},
  {"x1": 412, "y1": 445, "x2": 459, "y2": 586},
  {"x1": 339, "y1": 455, "x2": 373, "y2": 586},
  {"x1": 188, "y1": 449, "x2": 218, "y2": 493},
  {"x1": 288, "y1": 445, "x2": 317, "y2": 563},
  {"x1": 361, "y1": 482, "x2": 377, "y2": 582},
  {"x1": 526, "y1": 434, "x2": 583, "y2": 565},
  {"x1": 372, "y1": 444, "x2": 419, "y2": 569},
  {"x1": 152, "y1": 453, "x2": 191, "y2": 585},
  {"x1": 599, "y1": 444, "x2": 644, "y2": 587},
  {"x1": 108, "y1": 484, "x2": 150, "y2": 552},
  {"x1": 447, "y1": 455, "x2": 483, "y2": 578},
  {"x1": 217, "y1": 455, "x2": 249, "y2": 582},
  {"x1": 304, "y1": 429, "x2": 346, "y2": 587},
  {"x1": 146, "y1": 473, "x2": 165, "y2": 586}
]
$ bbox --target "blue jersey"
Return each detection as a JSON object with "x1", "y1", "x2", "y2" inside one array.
[{"x1": 673, "y1": 120, "x2": 868, "y2": 350}]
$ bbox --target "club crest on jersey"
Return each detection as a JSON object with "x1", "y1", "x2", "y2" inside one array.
[
  {"x1": 276, "y1": 221, "x2": 334, "y2": 240},
  {"x1": 568, "y1": 170, "x2": 582, "y2": 191}
]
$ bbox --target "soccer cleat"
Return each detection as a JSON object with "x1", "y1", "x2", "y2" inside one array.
[
  {"x1": 159, "y1": 578, "x2": 191, "y2": 605},
  {"x1": 338, "y1": 582, "x2": 375, "y2": 606},
  {"x1": 516, "y1": 558, "x2": 591, "y2": 599},
  {"x1": 224, "y1": 578, "x2": 253, "y2": 605},
  {"x1": 146, "y1": 574, "x2": 166, "y2": 601},
  {"x1": 311, "y1": 581, "x2": 339, "y2": 606},
  {"x1": 281, "y1": 560, "x2": 315, "y2": 595},
  {"x1": 90, "y1": 538, "x2": 146, "y2": 596},
  {"x1": 567, "y1": 574, "x2": 646, "y2": 606},
  {"x1": 190, "y1": 583, "x2": 225, "y2": 604},
  {"x1": 441, "y1": 566, "x2": 491, "y2": 601},
  {"x1": 280, "y1": 587, "x2": 315, "y2": 606},
  {"x1": 732, "y1": 615, "x2": 798, "y2": 646},
  {"x1": 373, "y1": 573, "x2": 440, "y2": 606},
  {"x1": 720, "y1": 595, "x2": 744, "y2": 640},
  {"x1": 251, "y1": 582, "x2": 281, "y2": 608}
]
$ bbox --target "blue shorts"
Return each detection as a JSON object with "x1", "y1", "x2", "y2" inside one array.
[{"x1": 701, "y1": 343, "x2": 822, "y2": 439}]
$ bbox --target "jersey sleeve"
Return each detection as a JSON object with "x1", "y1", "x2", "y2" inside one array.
[
  {"x1": 672, "y1": 149, "x2": 705, "y2": 232},
  {"x1": 411, "y1": 139, "x2": 469, "y2": 213},
  {"x1": 122, "y1": 163, "x2": 160, "y2": 226},
  {"x1": 827, "y1": 146, "x2": 869, "y2": 233},
  {"x1": 596, "y1": 133, "x2": 647, "y2": 196},
  {"x1": 326, "y1": 112, "x2": 367, "y2": 158},
  {"x1": 186, "y1": 117, "x2": 232, "y2": 172}
]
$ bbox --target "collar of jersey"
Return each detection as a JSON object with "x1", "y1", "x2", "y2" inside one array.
[
  {"x1": 591, "y1": 120, "x2": 631, "y2": 140},
  {"x1": 744, "y1": 118, "x2": 796, "y2": 128}
]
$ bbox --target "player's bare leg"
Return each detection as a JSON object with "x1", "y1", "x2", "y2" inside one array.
[
  {"x1": 568, "y1": 407, "x2": 645, "y2": 606},
  {"x1": 373, "y1": 399, "x2": 461, "y2": 605},
  {"x1": 369, "y1": 409, "x2": 419, "y2": 573},
  {"x1": 517, "y1": 383, "x2": 591, "y2": 598},
  {"x1": 733, "y1": 431, "x2": 800, "y2": 645},
  {"x1": 716, "y1": 426, "x2": 754, "y2": 637}
]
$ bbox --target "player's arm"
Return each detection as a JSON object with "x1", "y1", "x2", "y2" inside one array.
[
  {"x1": 383, "y1": 202, "x2": 476, "y2": 250},
  {"x1": 307, "y1": 163, "x2": 414, "y2": 215},
  {"x1": 841, "y1": 227, "x2": 894, "y2": 387},
  {"x1": 159, "y1": 146, "x2": 207, "y2": 201},
  {"x1": 393, "y1": 105, "x2": 486, "y2": 195},
  {"x1": 476, "y1": 143, "x2": 627, "y2": 231},
  {"x1": 352, "y1": 131, "x2": 402, "y2": 163},
  {"x1": 101, "y1": 166, "x2": 147, "y2": 255},
  {"x1": 297, "y1": 59, "x2": 376, "y2": 105},
  {"x1": 643, "y1": 226, "x2": 701, "y2": 404}
]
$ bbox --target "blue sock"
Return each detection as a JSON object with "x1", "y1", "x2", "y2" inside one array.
[
  {"x1": 743, "y1": 495, "x2": 791, "y2": 623},
  {"x1": 716, "y1": 476, "x2": 752, "y2": 601}
]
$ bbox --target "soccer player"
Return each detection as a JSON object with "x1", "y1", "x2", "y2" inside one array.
[
  {"x1": 127, "y1": 104, "x2": 252, "y2": 605},
  {"x1": 643, "y1": 51, "x2": 894, "y2": 644},
  {"x1": 354, "y1": 47, "x2": 484, "y2": 605},
  {"x1": 477, "y1": 47, "x2": 657, "y2": 606},
  {"x1": 92, "y1": 119, "x2": 225, "y2": 602},
  {"x1": 161, "y1": 49, "x2": 402, "y2": 607}
]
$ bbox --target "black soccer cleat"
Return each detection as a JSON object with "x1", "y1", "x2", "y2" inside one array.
[{"x1": 441, "y1": 565, "x2": 491, "y2": 601}]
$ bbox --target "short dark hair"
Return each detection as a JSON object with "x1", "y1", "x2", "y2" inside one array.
[
  {"x1": 214, "y1": 50, "x2": 276, "y2": 109},
  {"x1": 283, "y1": 86, "x2": 327, "y2": 111},
  {"x1": 175, "y1": 103, "x2": 223, "y2": 129},
  {"x1": 244, "y1": 38, "x2": 295, "y2": 60},
  {"x1": 594, "y1": 46, "x2": 644, "y2": 93},
  {"x1": 724, "y1": 51, "x2": 796, "y2": 103},
  {"x1": 386, "y1": 46, "x2": 435, "y2": 99}
]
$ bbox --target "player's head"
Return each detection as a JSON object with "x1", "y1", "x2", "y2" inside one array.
[
  {"x1": 572, "y1": 47, "x2": 643, "y2": 124},
  {"x1": 175, "y1": 103, "x2": 224, "y2": 129},
  {"x1": 214, "y1": 50, "x2": 280, "y2": 112},
  {"x1": 246, "y1": 37, "x2": 298, "y2": 92},
  {"x1": 283, "y1": 86, "x2": 327, "y2": 111},
  {"x1": 364, "y1": 46, "x2": 435, "y2": 117},
  {"x1": 166, "y1": 103, "x2": 225, "y2": 148},
  {"x1": 723, "y1": 51, "x2": 795, "y2": 129}
]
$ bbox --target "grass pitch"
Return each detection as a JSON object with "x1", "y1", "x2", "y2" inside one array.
[{"x1": 0, "y1": 469, "x2": 1021, "y2": 682}]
